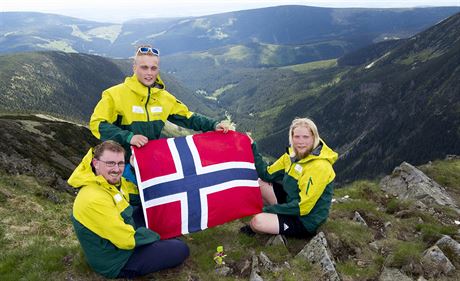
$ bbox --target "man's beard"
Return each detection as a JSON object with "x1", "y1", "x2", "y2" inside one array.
[{"x1": 294, "y1": 148, "x2": 312, "y2": 160}]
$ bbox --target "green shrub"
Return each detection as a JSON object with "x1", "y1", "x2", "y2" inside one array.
[
  {"x1": 416, "y1": 223, "x2": 458, "y2": 244},
  {"x1": 387, "y1": 241, "x2": 425, "y2": 268},
  {"x1": 386, "y1": 198, "x2": 411, "y2": 214}
]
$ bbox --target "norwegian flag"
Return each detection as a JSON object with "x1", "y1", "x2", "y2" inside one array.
[{"x1": 132, "y1": 131, "x2": 263, "y2": 239}]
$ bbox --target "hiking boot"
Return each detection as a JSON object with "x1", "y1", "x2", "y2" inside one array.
[{"x1": 240, "y1": 225, "x2": 256, "y2": 236}]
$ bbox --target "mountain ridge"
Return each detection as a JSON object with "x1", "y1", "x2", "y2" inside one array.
[
  {"x1": 1, "y1": 6, "x2": 459, "y2": 57},
  {"x1": 257, "y1": 12, "x2": 460, "y2": 182}
]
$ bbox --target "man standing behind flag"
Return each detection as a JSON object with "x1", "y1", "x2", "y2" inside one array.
[
  {"x1": 69, "y1": 140, "x2": 189, "y2": 278},
  {"x1": 89, "y1": 44, "x2": 230, "y2": 156},
  {"x1": 242, "y1": 118, "x2": 338, "y2": 237}
]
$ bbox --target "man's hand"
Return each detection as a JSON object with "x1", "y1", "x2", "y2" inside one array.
[
  {"x1": 130, "y1": 134, "x2": 148, "y2": 148},
  {"x1": 130, "y1": 155, "x2": 135, "y2": 166},
  {"x1": 215, "y1": 120, "x2": 234, "y2": 133},
  {"x1": 246, "y1": 132, "x2": 254, "y2": 144}
]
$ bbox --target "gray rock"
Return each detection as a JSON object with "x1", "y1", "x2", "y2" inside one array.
[
  {"x1": 250, "y1": 255, "x2": 264, "y2": 281},
  {"x1": 259, "y1": 252, "x2": 274, "y2": 272},
  {"x1": 240, "y1": 259, "x2": 251, "y2": 276},
  {"x1": 414, "y1": 201, "x2": 428, "y2": 210},
  {"x1": 296, "y1": 232, "x2": 340, "y2": 281},
  {"x1": 369, "y1": 240, "x2": 386, "y2": 253},
  {"x1": 378, "y1": 267, "x2": 412, "y2": 281},
  {"x1": 421, "y1": 245, "x2": 456, "y2": 277},
  {"x1": 215, "y1": 265, "x2": 232, "y2": 276},
  {"x1": 380, "y1": 162, "x2": 458, "y2": 210},
  {"x1": 265, "y1": 234, "x2": 287, "y2": 247},
  {"x1": 445, "y1": 155, "x2": 460, "y2": 160},
  {"x1": 353, "y1": 211, "x2": 368, "y2": 226},
  {"x1": 435, "y1": 235, "x2": 460, "y2": 267}
]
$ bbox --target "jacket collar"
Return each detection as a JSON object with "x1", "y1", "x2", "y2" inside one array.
[{"x1": 124, "y1": 74, "x2": 166, "y2": 97}]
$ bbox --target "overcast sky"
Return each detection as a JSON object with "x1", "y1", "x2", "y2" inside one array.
[{"x1": 1, "y1": 0, "x2": 459, "y2": 23}]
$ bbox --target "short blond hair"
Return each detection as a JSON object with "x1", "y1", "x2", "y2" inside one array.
[{"x1": 288, "y1": 117, "x2": 320, "y2": 151}]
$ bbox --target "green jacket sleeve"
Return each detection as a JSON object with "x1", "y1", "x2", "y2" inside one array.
[
  {"x1": 134, "y1": 227, "x2": 160, "y2": 246},
  {"x1": 263, "y1": 200, "x2": 301, "y2": 215},
  {"x1": 167, "y1": 99, "x2": 218, "y2": 132},
  {"x1": 252, "y1": 142, "x2": 285, "y2": 182}
]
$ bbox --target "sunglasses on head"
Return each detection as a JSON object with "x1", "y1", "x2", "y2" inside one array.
[{"x1": 137, "y1": 47, "x2": 160, "y2": 56}]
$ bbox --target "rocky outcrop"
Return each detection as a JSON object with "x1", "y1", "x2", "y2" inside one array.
[
  {"x1": 265, "y1": 234, "x2": 287, "y2": 247},
  {"x1": 296, "y1": 232, "x2": 341, "y2": 281},
  {"x1": 353, "y1": 211, "x2": 368, "y2": 226},
  {"x1": 421, "y1": 245, "x2": 456, "y2": 277},
  {"x1": 380, "y1": 162, "x2": 458, "y2": 209},
  {"x1": 378, "y1": 267, "x2": 412, "y2": 281},
  {"x1": 249, "y1": 255, "x2": 263, "y2": 281},
  {"x1": 436, "y1": 235, "x2": 460, "y2": 267}
]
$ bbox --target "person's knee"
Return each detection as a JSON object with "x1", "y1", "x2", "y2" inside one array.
[
  {"x1": 179, "y1": 240, "x2": 190, "y2": 261},
  {"x1": 171, "y1": 239, "x2": 190, "y2": 262},
  {"x1": 250, "y1": 214, "x2": 265, "y2": 231}
]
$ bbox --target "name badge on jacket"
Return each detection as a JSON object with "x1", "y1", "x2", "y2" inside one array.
[
  {"x1": 294, "y1": 164, "x2": 303, "y2": 174},
  {"x1": 150, "y1": 106, "x2": 163, "y2": 113},
  {"x1": 132, "y1": 106, "x2": 144, "y2": 114}
]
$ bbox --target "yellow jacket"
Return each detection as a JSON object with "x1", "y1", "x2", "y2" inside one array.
[
  {"x1": 253, "y1": 140, "x2": 338, "y2": 233},
  {"x1": 68, "y1": 149, "x2": 159, "y2": 278},
  {"x1": 90, "y1": 74, "x2": 217, "y2": 153}
]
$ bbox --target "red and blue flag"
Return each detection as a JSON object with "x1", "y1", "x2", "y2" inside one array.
[{"x1": 132, "y1": 131, "x2": 263, "y2": 239}]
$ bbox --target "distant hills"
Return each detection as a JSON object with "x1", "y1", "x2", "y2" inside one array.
[{"x1": 1, "y1": 6, "x2": 459, "y2": 58}]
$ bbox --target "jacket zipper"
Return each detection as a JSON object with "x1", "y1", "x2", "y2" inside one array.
[
  {"x1": 306, "y1": 177, "x2": 313, "y2": 194},
  {"x1": 145, "y1": 87, "x2": 151, "y2": 121}
]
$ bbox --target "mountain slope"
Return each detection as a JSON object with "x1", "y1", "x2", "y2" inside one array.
[
  {"x1": 0, "y1": 51, "x2": 219, "y2": 122},
  {"x1": 1, "y1": 6, "x2": 459, "y2": 57},
  {"x1": 0, "y1": 51, "x2": 124, "y2": 121},
  {"x1": 258, "y1": 12, "x2": 460, "y2": 182}
]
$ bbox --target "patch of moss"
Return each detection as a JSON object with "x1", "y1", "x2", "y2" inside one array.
[{"x1": 323, "y1": 218, "x2": 374, "y2": 249}]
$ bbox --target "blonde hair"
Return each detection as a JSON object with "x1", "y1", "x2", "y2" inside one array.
[{"x1": 288, "y1": 117, "x2": 320, "y2": 152}]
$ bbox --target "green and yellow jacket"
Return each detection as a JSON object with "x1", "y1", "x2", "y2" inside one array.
[
  {"x1": 89, "y1": 74, "x2": 218, "y2": 153},
  {"x1": 252, "y1": 140, "x2": 338, "y2": 233},
  {"x1": 68, "y1": 149, "x2": 160, "y2": 278}
]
